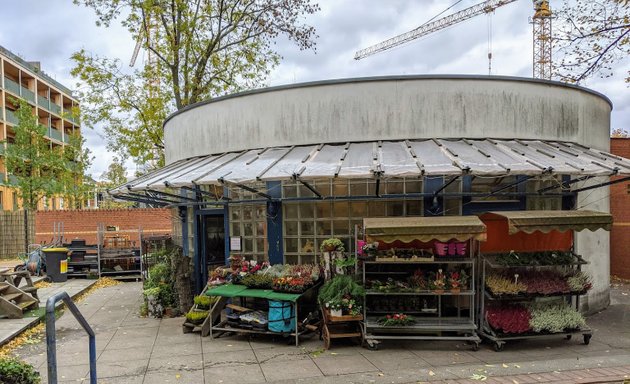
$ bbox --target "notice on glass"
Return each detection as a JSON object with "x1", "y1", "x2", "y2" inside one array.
[{"x1": 230, "y1": 237, "x2": 242, "y2": 251}]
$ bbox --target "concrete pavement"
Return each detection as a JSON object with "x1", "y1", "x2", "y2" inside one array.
[{"x1": 5, "y1": 281, "x2": 630, "y2": 383}]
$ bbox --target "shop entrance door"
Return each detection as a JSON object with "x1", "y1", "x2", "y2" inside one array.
[{"x1": 203, "y1": 214, "x2": 226, "y2": 269}]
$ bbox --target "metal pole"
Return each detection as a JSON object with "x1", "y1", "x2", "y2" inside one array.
[{"x1": 46, "y1": 292, "x2": 97, "y2": 384}]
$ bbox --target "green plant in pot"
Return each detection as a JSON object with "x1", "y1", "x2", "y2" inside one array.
[
  {"x1": 320, "y1": 238, "x2": 345, "y2": 253},
  {"x1": 318, "y1": 275, "x2": 365, "y2": 316},
  {"x1": 194, "y1": 295, "x2": 217, "y2": 310},
  {"x1": 186, "y1": 310, "x2": 209, "y2": 325}
]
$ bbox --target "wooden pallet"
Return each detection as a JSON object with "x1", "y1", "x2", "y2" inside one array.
[
  {"x1": 0, "y1": 282, "x2": 38, "y2": 319},
  {"x1": 182, "y1": 295, "x2": 227, "y2": 337}
]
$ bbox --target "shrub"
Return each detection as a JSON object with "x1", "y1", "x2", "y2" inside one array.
[
  {"x1": 144, "y1": 262, "x2": 176, "y2": 311},
  {"x1": 318, "y1": 275, "x2": 364, "y2": 304},
  {"x1": 0, "y1": 358, "x2": 40, "y2": 384},
  {"x1": 186, "y1": 310, "x2": 209, "y2": 325}
]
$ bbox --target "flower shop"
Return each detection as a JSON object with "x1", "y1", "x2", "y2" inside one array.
[{"x1": 109, "y1": 76, "x2": 630, "y2": 351}]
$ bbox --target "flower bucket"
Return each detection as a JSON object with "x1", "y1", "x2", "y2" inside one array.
[
  {"x1": 330, "y1": 308, "x2": 343, "y2": 317},
  {"x1": 434, "y1": 242, "x2": 448, "y2": 256}
]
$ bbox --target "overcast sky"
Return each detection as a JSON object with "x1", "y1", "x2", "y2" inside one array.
[{"x1": 1, "y1": 0, "x2": 628, "y2": 179}]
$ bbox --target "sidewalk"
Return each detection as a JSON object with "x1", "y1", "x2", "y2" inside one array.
[
  {"x1": 0, "y1": 279, "x2": 97, "y2": 346},
  {"x1": 5, "y1": 281, "x2": 630, "y2": 384}
]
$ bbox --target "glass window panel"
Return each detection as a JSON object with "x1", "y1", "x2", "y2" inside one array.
[
  {"x1": 300, "y1": 221, "x2": 315, "y2": 236},
  {"x1": 333, "y1": 201, "x2": 349, "y2": 217},
  {"x1": 406, "y1": 180, "x2": 423, "y2": 194},
  {"x1": 332, "y1": 180, "x2": 348, "y2": 196},
  {"x1": 315, "y1": 181, "x2": 331, "y2": 197},
  {"x1": 387, "y1": 201, "x2": 404, "y2": 216},
  {"x1": 256, "y1": 222, "x2": 265, "y2": 236},
  {"x1": 283, "y1": 184, "x2": 297, "y2": 198},
  {"x1": 285, "y1": 238, "x2": 299, "y2": 253},
  {"x1": 301, "y1": 255, "x2": 316, "y2": 264},
  {"x1": 386, "y1": 180, "x2": 404, "y2": 194},
  {"x1": 367, "y1": 181, "x2": 377, "y2": 196},
  {"x1": 300, "y1": 204, "x2": 315, "y2": 219},
  {"x1": 284, "y1": 254, "x2": 299, "y2": 265},
  {"x1": 256, "y1": 238, "x2": 266, "y2": 254},
  {"x1": 231, "y1": 223, "x2": 241, "y2": 236},
  {"x1": 243, "y1": 206, "x2": 253, "y2": 220},
  {"x1": 256, "y1": 206, "x2": 266, "y2": 220},
  {"x1": 298, "y1": 184, "x2": 315, "y2": 198},
  {"x1": 284, "y1": 204, "x2": 298, "y2": 219},
  {"x1": 230, "y1": 207, "x2": 240, "y2": 221},
  {"x1": 444, "y1": 198, "x2": 461, "y2": 216},
  {"x1": 340, "y1": 238, "x2": 351, "y2": 253},
  {"x1": 285, "y1": 221, "x2": 298, "y2": 236},
  {"x1": 406, "y1": 200, "x2": 422, "y2": 216},
  {"x1": 350, "y1": 201, "x2": 367, "y2": 217},
  {"x1": 243, "y1": 223, "x2": 253, "y2": 236},
  {"x1": 368, "y1": 201, "x2": 386, "y2": 216},
  {"x1": 316, "y1": 201, "x2": 332, "y2": 218},
  {"x1": 316, "y1": 221, "x2": 332, "y2": 236},
  {"x1": 243, "y1": 238, "x2": 253, "y2": 253},
  {"x1": 350, "y1": 182, "x2": 367, "y2": 196},
  {"x1": 300, "y1": 238, "x2": 316, "y2": 253},
  {"x1": 333, "y1": 220, "x2": 350, "y2": 236}
]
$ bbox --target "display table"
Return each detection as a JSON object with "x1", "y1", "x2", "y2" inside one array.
[{"x1": 205, "y1": 284, "x2": 309, "y2": 346}]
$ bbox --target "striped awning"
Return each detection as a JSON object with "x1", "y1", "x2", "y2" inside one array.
[
  {"x1": 480, "y1": 210, "x2": 613, "y2": 234},
  {"x1": 364, "y1": 216, "x2": 487, "y2": 243},
  {"x1": 111, "y1": 138, "x2": 630, "y2": 194}
]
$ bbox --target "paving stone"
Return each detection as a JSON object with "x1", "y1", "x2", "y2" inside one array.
[
  {"x1": 106, "y1": 335, "x2": 156, "y2": 350},
  {"x1": 260, "y1": 358, "x2": 323, "y2": 381},
  {"x1": 312, "y1": 354, "x2": 379, "y2": 376},
  {"x1": 254, "y1": 345, "x2": 311, "y2": 363},
  {"x1": 361, "y1": 350, "x2": 431, "y2": 371},
  {"x1": 96, "y1": 359, "x2": 149, "y2": 378},
  {"x1": 204, "y1": 349, "x2": 258, "y2": 368},
  {"x1": 412, "y1": 350, "x2": 483, "y2": 366},
  {"x1": 148, "y1": 353, "x2": 204, "y2": 372},
  {"x1": 98, "y1": 345, "x2": 153, "y2": 363},
  {"x1": 204, "y1": 364, "x2": 265, "y2": 384},
  {"x1": 96, "y1": 374, "x2": 145, "y2": 384},
  {"x1": 201, "y1": 337, "x2": 253, "y2": 353},
  {"x1": 152, "y1": 340, "x2": 202, "y2": 358},
  {"x1": 143, "y1": 368, "x2": 205, "y2": 384},
  {"x1": 39, "y1": 363, "x2": 90, "y2": 382}
]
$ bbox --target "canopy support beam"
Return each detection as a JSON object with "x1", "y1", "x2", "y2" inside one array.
[
  {"x1": 219, "y1": 178, "x2": 271, "y2": 200},
  {"x1": 177, "y1": 184, "x2": 231, "y2": 201},
  {"x1": 145, "y1": 188, "x2": 197, "y2": 202},
  {"x1": 294, "y1": 176, "x2": 323, "y2": 199},
  {"x1": 433, "y1": 175, "x2": 461, "y2": 198},
  {"x1": 110, "y1": 194, "x2": 168, "y2": 207},
  {"x1": 572, "y1": 175, "x2": 630, "y2": 193},
  {"x1": 537, "y1": 175, "x2": 593, "y2": 194}
]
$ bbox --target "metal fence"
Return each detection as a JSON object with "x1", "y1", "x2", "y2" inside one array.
[{"x1": 0, "y1": 210, "x2": 34, "y2": 259}]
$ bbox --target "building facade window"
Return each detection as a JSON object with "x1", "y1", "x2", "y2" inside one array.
[{"x1": 228, "y1": 203, "x2": 267, "y2": 261}]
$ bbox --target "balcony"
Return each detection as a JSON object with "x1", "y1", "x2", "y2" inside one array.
[
  {"x1": 48, "y1": 127, "x2": 63, "y2": 142},
  {"x1": 50, "y1": 102, "x2": 62, "y2": 116},
  {"x1": 21, "y1": 87, "x2": 36, "y2": 104},
  {"x1": 63, "y1": 133, "x2": 71, "y2": 144},
  {"x1": 4, "y1": 77, "x2": 20, "y2": 95},
  {"x1": 5, "y1": 109, "x2": 18, "y2": 125},
  {"x1": 37, "y1": 95, "x2": 50, "y2": 109},
  {"x1": 63, "y1": 108, "x2": 77, "y2": 124},
  {"x1": 0, "y1": 172, "x2": 5, "y2": 185}
]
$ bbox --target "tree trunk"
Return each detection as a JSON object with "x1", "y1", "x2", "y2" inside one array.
[{"x1": 171, "y1": 247, "x2": 194, "y2": 313}]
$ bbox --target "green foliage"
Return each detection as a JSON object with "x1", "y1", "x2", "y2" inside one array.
[
  {"x1": 566, "y1": 271, "x2": 592, "y2": 292},
  {"x1": 555, "y1": 0, "x2": 630, "y2": 84},
  {"x1": 0, "y1": 358, "x2": 40, "y2": 384},
  {"x1": 193, "y1": 295, "x2": 218, "y2": 309},
  {"x1": 318, "y1": 275, "x2": 364, "y2": 304},
  {"x1": 71, "y1": 0, "x2": 319, "y2": 165},
  {"x1": 59, "y1": 132, "x2": 94, "y2": 209},
  {"x1": 320, "y1": 238, "x2": 345, "y2": 252},
  {"x1": 485, "y1": 273, "x2": 527, "y2": 296},
  {"x1": 240, "y1": 274, "x2": 274, "y2": 289},
  {"x1": 529, "y1": 302, "x2": 586, "y2": 333},
  {"x1": 186, "y1": 310, "x2": 209, "y2": 325},
  {"x1": 144, "y1": 262, "x2": 176, "y2": 309},
  {"x1": 493, "y1": 251, "x2": 577, "y2": 266}
]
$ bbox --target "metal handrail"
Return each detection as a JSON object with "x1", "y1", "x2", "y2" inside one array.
[{"x1": 46, "y1": 292, "x2": 97, "y2": 384}]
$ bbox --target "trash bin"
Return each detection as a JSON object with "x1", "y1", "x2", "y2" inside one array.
[{"x1": 43, "y1": 248, "x2": 69, "y2": 282}]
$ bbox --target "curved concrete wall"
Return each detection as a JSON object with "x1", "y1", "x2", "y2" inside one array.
[
  {"x1": 164, "y1": 75, "x2": 612, "y2": 163},
  {"x1": 164, "y1": 75, "x2": 613, "y2": 312}
]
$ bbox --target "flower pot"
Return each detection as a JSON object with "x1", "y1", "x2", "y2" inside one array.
[
  {"x1": 330, "y1": 308, "x2": 343, "y2": 317},
  {"x1": 450, "y1": 288, "x2": 461, "y2": 294},
  {"x1": 434, "y1": 289, "x2": 444, "y2": 294}
]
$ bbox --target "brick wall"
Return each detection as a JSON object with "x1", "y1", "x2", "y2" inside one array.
[
  {"x1": 35, "y1": 208, "x2": 172, "y2": 246},
  {"x1": 610, "y1": 138, "x2": 630, "y2": 279}
]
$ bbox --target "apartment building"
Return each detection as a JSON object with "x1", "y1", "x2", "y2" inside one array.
[{"x1": 0, "y1": 45, "x2": 81, "y2": 211}]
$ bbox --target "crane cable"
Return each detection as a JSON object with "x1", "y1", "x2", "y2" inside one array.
[
  {"x1": 422, "y1": 0, "x2": 466, "y2": 27},
  {"x1": 487, "y1": 10, "x2": 493, "y2": 75}
]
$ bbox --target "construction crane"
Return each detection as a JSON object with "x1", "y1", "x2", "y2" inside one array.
[
  {"x1": 354, "y1": 0, "x2": 554, "y2": 80},
  {"x1": 354, "y1": 0, "x2": 517, "y2": 61},
  {"x1": 532, "y1": 0, "x2": 552, "y2": 80}
]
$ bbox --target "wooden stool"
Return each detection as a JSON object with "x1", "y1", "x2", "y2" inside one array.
[
  {"x1": 0, "y1": 270, "x2": 39, "y2": 301},
  {"x1": 320, "y1": 305, "x2": 364, "y2": 350}
]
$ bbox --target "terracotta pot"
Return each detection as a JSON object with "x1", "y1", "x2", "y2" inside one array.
[
  {"x1": 434, "y1": 289, "x2": 444, "y2": 294},
  {"x1": 450, "y1": 288, "x2": 461, "y2": 294}
]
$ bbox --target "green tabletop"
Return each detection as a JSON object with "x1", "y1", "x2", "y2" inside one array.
[{"x1": 205, "y1": 284, "x2": 301, "y2": 302}]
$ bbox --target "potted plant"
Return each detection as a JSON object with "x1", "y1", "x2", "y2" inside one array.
[
  {"x1": 449, "y1": 269, "x2": 469, "y2": 293},
  {"x1": 430, "y1": 269, "x2": 446, "y2": 294},
  {"x1": 377, "y1": 313, "x2": 415, "y2": 326},
  {"x1": 193, "y1": 295, "x2": 217, "y2": 310},
  {"x1": 186, "y1": 310, "x2": 209, "y2": 325},
  {"x1": 360, "y1": 241, "x2": 379, "y2": 259},
  {"x1": 326, "y1": 299, "x2": 344, "y2": 317},
  {"x1": 320, "y1": 238, "x2": 345, "y2": 253},
  {"x1": 319, "y1": 275, "x2": 365, "y2": 318}
]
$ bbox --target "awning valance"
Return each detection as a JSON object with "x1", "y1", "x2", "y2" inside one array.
[
  {"x1": 364, "y1": 216, "x2": 487, "y2": 243},
  {"x1": 479, "y1": 210, "x2": 613, "y2": 234},
  {"x1": 110, "y1": 138, "x2": 630, "y2": 195}
]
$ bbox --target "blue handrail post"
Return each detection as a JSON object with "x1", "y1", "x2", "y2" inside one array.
[{"x1": 46, "y1": 292, "x2": 97, "y2": 384}]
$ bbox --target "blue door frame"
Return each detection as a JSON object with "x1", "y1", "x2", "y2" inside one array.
[{"x1": 194, "y1": 207, "x2": 226, "y2": 294}]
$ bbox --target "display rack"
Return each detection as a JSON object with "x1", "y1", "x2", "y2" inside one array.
[
  {"x1": 360, "y1": 216, "x2": 486, "y2": 350},
  {"x1": 66, "y1": 240, "x2": 100, "y2": 279},
  {"x1": 478, "y1": 252, "x2": 592, "y2": 351},
  {"x1": 97, "y1": 225, "x2": 143, "y2": 281},
  {"x1": 476, "y1": 210, "x2": 613, "y2": 351}
]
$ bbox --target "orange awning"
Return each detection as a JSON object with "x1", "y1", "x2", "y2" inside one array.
[{"x1": 364, "y1": 216, "x2": 487, "y2": 243}]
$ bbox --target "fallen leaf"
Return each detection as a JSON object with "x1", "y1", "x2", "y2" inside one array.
[
  {"x1": 429, "y1": 370, "x2": 435, "y2": 376},
  {"x1": 470, "y1": 373, "x2": 487, "y2": 381},
  {"x1": 514, "y1": 365, "x2": 521, "y2": 368},
  {"x1": 378, "y1": 373, "x2": 384, "y2": 376},
  {"x1": 502, "y1": 363, "x2": 509, "y2": 368},
  {"x1": 330, "y1": 352, "x2": 338, "y2": 355},
  {"x1": 175, "y1": 374, "x2": 181, "y2": 379}
]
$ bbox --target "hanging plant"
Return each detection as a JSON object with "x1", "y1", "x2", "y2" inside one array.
[{"x1": 320, "y1": 238, "x2": 345, "y2": 252}]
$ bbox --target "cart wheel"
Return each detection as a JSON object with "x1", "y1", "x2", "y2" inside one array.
[
  {"x1": 44, "y1": 276, "x2": 53, "y2": 283},
  {"x1": 493, "y1": 342, "x2": 504, "y2": 352},
  {"x1": 471, "y1": 342, "x2": 480, "y2": 351},
  {"x1": 366, "y1": 341, "x2": 379, "y2": 351},
  {"x1": 323, "y1": 327, "x2": 331, "y2": 350},
  {"x1": 565, "y1": 334, "x2": 572, "y2": 340},
  {"x1": 583, "y1": 334, "x2": 591, "y2": 345}
]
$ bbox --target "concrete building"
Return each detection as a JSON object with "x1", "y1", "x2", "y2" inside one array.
[
  {"x1": 112, "y1": 75, "x2": 630, "y2": 313},
  {"x1": 0, "y1": 45, "x2": 81, "y2": 211}
]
